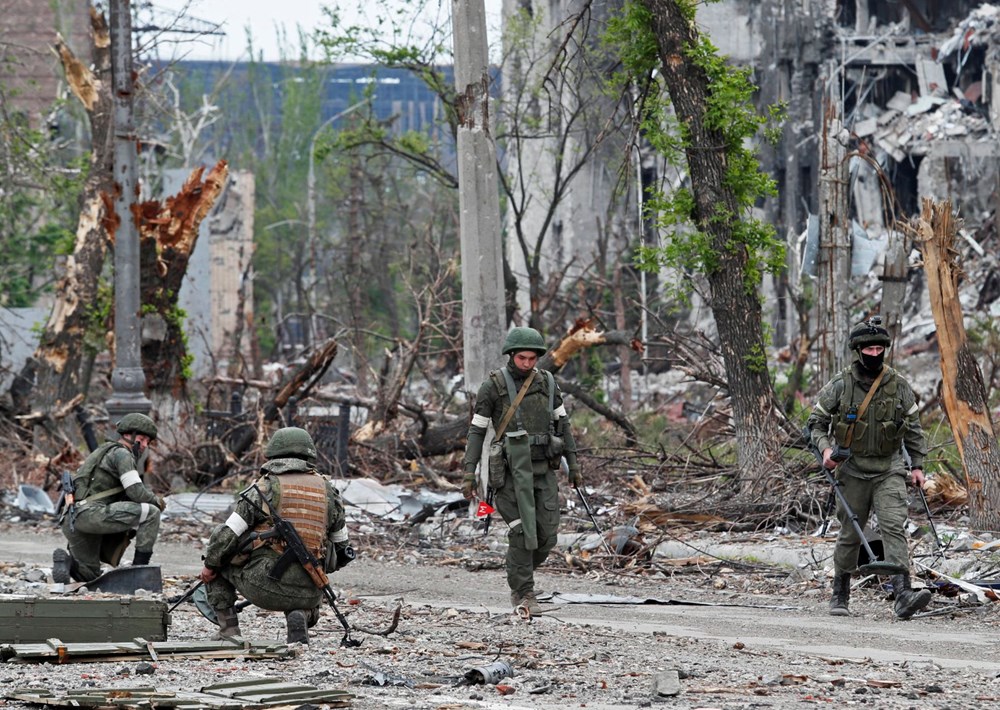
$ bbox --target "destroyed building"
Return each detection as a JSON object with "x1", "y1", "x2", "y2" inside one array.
[
  {"x1": 748, "y1": 0, "x2": 1000, "y2": 353},
  {"x1": 505, "y1": 0, "x2": 999, "y2": 363}
]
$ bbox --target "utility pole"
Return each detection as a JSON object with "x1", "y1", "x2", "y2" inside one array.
[
  {"x1": 817, "y1": 93, "x2": 851, "y2": 381},
  {"x1": 452, "y1": 0, "x2": 506, "y2": 392},
  {"x1": 106, "y1": 0, "x2": 152, "y2": 421}
]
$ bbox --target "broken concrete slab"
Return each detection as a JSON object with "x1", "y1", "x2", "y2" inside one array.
[
  {"x1": 854, "y1": 117, "x2": 877, "y2": 137},
  {"x1": 887, "y1": 91, "x2": 913, "y2": 112},
  {"x1": 916, "y1": 58, "x2": 948, "y2": 97}
]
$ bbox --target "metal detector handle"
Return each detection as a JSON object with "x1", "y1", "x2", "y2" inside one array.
[
  {"x1": 916, "y1": 485, "x2": 944, "y2": 555},
  {"x1": 575, "y1": 486, "x2": 616, "y2": 557}
]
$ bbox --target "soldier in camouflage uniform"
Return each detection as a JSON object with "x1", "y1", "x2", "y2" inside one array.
[
  {"x1": 806, "y1": 318, "x2": 931, "y2": 620},
  {"x1": 199, "y1": 427, "x2": 353, "y2": 644},
  {"x1": 462, "y1": 327, "x2": 582, "y2": 615},
  {"x1": 52, "y1": 413, "x2": 165, "y2": 584}
]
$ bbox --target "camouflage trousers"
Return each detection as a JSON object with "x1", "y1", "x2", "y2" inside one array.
[
  {"x1": 834, "y1": 470, "x2": 910, "y2": 574},
  {"x1": 62, "y1": 501, "x2": 161, "y2": 582},
  {"x1": 494, "y1": 461, "x2": 560, "y2": 597},
  {"x1": 206, "y1": 549, "x2": 323, "y2": 613}
]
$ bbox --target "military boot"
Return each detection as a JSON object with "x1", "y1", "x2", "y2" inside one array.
[
  {"x1": 511, "y1": 590, "x2": 543, "y2": 616},
  {"x1": 891, "y1": 574, "x2": 931, "y2": 620},
  {"x1": 214, "y1": 608, "x2": 242, "y2": 639},
  {"x1": 285, "y1": 609, "x2": 309, "y2": 644},
  {"x1": 829, "y1": 573, "x2": 851, "y2": 616},
  {"x1": 52, "y1": 548, "x2": 73, "y2": 584},
  {"x1": 132, "y1": 550, "x2": 153, "y2": 566}
]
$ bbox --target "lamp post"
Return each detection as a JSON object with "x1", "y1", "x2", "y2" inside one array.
[
  {"x1": 304, "y1": 97, "x2": 373, "y2": 346},
  {"x1": 106, "y1": 0, "x2": 152, "y2": 421}
]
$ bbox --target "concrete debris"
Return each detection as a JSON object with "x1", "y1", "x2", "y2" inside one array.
[
  {"x1": 651, "y1": 669, "x2": 681, "y2": 698},
  {"x1": 939, "y1": 4, "x2": 1000, "y2": 59}
]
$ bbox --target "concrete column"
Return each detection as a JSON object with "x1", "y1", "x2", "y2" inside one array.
[{"x1": 452, "y1": 0, "x2": 506, "y2": 391}]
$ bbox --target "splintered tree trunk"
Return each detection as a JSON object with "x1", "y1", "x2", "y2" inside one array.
[
  {"x1": 641, "y1": 0, "x2": 785, "y2": 495},
  {"x1": 916, "y1": 198, "x2": 1000, "y2": 531},
  {"x1": 21, "y1": 9, "x2": 113, "y2": 414},
  {"x1": 136, "y1": 161, "x2": 229, "y2": 400}
]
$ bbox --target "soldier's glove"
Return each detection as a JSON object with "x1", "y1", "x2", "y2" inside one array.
[
  {"x1": 461, "y1": 473, "x2": 478, "y2": 500},
  {"x1": 569, "y1": 468, "x2": 583, "y2": 488},
  {"x1": 154, "y1": 495, "x2": 167, "y2": 511}
]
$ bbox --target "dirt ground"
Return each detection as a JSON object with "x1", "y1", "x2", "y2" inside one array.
[{"x1": 3, "y1": 514, "x2": 1000, "y2": 710}]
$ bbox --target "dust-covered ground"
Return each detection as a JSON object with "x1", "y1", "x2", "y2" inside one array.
[{"x1": 2, "y1": 511, "x2": 1000, "y2": 710}]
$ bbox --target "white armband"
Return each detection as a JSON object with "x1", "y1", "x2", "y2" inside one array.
[
  {"x1": 332, "y1": 526, "x2": 349, "y2": 543},
  {"x1": 139, "y1": 502, "x2": 151, "y2": 523},
  {"x1": 907, "y1": 403, "x2": 918, "y2": 415},
  {"x1": 119, "y1": 469, "x2": 142, "y2": 488},
  {"x1": 554, "y1": 405, "x2": 567, "y2": 418},
  {"x1": 225, "y1": 511, "x2": 250, "y2": 536},
  {"x1": 471, "y1": 414, "x2": 490, "y2": 428},
  {"x1": 814, "y1": 403, "x2": 830, "y2": 416}
]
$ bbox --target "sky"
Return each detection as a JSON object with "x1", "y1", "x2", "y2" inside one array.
[{"x1": 151, "y1": 0, "x2": 503, "y2": 63}]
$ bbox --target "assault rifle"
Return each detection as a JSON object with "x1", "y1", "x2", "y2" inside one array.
[
  {"x1": 55, "y1": 471, "x2": 77, "y2": 532},
  {"x1": 239, "y1": 484, "x2": 361, "y2": 647}
]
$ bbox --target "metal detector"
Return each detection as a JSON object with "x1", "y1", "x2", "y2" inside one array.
[
  {"x1": 916, "y1": 485, "x2": 945, "y2": 556},
  {"x1": 803, "y1": 427, "x2": 905, "y2": 575},
  {"x1": 817, "y1": 464, "x2": 907, "y2": 576},
  {"x1": 575, "y1": 486, "x2": 616, "y2": 558}
]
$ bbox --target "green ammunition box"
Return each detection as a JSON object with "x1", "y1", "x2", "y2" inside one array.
[{"x1": 0, "y1": 595, "x2": 170, "y2": 643}]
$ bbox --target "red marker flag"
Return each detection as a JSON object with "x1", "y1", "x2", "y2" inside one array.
[{"x1": 476, "y1": 500, "x2": 495, "y2": 518}]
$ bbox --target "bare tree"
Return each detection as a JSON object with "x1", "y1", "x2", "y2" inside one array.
[{"x1": 914, "y1": 198, "x2": 1000, "y2": 532}]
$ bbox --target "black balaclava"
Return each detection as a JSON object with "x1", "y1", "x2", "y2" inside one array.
[{"x1": 858, "y1": 348, "x2": 885, "y2": 375}]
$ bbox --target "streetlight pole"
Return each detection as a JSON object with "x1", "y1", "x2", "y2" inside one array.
[
  {"x1": 304, "y1": 97, "x2": 373, "y2": 347},
  {"x1": 106, "y1": 0, "x2": 152, "y2": 421}
]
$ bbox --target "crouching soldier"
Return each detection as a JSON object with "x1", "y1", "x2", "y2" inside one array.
[
  {"x1": 199, "y1": 427, "x2": 353, "y2": 644},
  {"x1": 52, "y1": 413, "x2": 165, "y2": 583}
]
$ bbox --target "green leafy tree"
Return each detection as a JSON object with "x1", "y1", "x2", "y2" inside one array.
[{"x1": 605, "y1": 0, "x2": 789, "y2": 493}]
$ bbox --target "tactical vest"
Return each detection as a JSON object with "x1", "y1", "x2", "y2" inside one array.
[
  {"x1": 253, "y1": 473, "x2": 329, "y2": 560},
  {"x1": 832, "y1": 366, "x2": 906, "y2": 459},
  {"x1": 72, "y1": 442, "x2": 126, "y2": 503},
  {"x1": 490, "y1": 367, "x2": 556, "y2": 451}
]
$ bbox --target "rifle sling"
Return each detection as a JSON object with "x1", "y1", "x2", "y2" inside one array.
[{"x1": 843, "y1": 367, "x2": 887, "y2": 449}]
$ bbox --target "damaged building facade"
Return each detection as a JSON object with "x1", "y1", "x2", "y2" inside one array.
[
  {"x1": 740, "y1": 0, "x2": 1000, "y2": 368},
  {"x1": 500, "y1": 0, "x2": 998, "y2": 375}
]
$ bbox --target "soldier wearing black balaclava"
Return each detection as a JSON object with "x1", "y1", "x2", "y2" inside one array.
[{"x1": 806, "y1": 317, "x2": 931, "y2": 619}]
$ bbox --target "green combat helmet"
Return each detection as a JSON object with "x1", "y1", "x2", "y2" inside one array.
[
  {"x1": 502, "y1": 326, "x2": 547, "y2": 356},
  {"x1": 265, "y1": 427, "x2": 318, "y2": 461},
  {"x1": 116, "y1": 412, "x2": 158, "y2": 440},
  {"x1": 848, "y1": 316, "x2": 891, "y2": 351}
]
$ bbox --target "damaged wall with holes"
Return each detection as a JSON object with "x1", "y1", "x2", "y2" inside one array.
[{"x1": 700, "y1": 0, "x2": 999, "y2": 345}]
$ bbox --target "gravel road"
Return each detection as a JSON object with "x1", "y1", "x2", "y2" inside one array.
[{"x1": 2, "y1": 519, "x2": 999, "y2": 709}]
